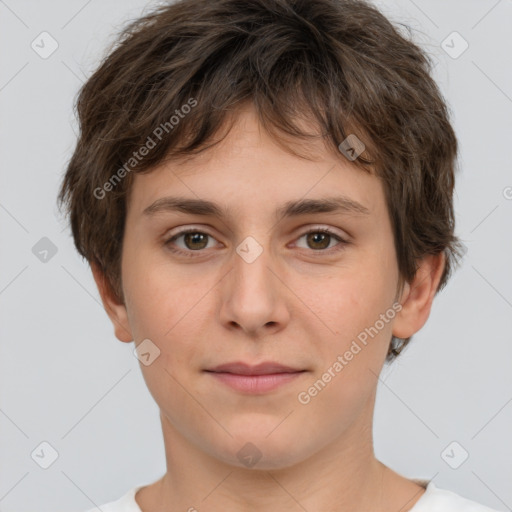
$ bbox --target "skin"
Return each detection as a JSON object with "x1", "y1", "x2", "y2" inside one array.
[{"x1": 92, "y1": 104, "x2": 445, "y2": 512}]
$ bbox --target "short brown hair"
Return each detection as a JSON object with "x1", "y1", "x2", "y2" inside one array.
[{"x1": 58, "y1": 0, "x2": 463, "y2": 362}]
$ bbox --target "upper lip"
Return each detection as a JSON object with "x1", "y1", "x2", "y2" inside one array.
[{"x1": 205, "y1": 361, "x2": 304, "y2": 375}]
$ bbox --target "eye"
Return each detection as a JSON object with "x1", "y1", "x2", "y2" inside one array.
[
  {"x1": 165, "y1": 229, "x2": 219, "y2": 256},
  {"x1": 294, "y1": 228, "x2": 347, "y2": 252}
]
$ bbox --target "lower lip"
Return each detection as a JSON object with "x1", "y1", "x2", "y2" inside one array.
[{"x1": 206, "y1": 371, "x2": 305, "y2": 393}]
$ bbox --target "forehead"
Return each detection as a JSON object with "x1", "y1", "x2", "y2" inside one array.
[{"x1": 125, "y1": 106, "x2": 385, "y2": 222}]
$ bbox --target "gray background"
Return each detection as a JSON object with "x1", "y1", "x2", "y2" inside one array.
[{"x1": 0, "y1": 0, "x2": 511, "y2": 510}]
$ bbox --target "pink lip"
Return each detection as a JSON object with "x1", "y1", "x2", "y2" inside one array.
[{"x1": 204, "y1": 361, "x2": 306, "y2": 393}]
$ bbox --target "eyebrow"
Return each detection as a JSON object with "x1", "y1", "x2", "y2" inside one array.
[{"x1": 142, "y1": 195, "x2": 370, "y2": 221}]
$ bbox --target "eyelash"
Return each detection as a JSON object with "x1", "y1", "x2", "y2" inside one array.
[{"x1": 164, "y1": 227, "x2": 349, "y2": 258}]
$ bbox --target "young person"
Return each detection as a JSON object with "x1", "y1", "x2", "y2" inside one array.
[{"x1": 58, "y1": 0, "x2": 499, "y2": 510}]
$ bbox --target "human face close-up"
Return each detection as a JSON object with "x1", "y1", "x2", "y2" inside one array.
[{"x1": 100, "y1": 105, "x2": 422, "y2": 472}]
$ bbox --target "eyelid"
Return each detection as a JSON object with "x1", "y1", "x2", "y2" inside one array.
[
  {"x1": 165, "y1": 225, "x2": 215, "y2": 238},
  {"x1": 294, "y1": 224, "x2": 349, "y2": 241}
]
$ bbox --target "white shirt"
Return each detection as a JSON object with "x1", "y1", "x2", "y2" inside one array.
[{"x1": 86, "y1": 480, "x2": 501, "y2": 511}]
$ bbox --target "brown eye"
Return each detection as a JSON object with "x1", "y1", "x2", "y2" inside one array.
[
  {"x1": 165, "y1": 229, "x2": 217, "y2": 255},
  {"x1": 305, "y1": 232, "x2": 332, "y2": 250},
  {"x1": 182, "y1": 232, "x2": 209, "y2": 250},
  {"x1": 295, "y1": 228, "x2": 346, "y2": 252}
]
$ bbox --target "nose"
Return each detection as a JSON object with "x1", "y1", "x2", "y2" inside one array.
[{"x1": 218, "y1": 238, "x2": 291, "y2": 338}]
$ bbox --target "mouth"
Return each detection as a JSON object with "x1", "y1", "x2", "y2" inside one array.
[{"x1": 204, "y1": 361, "x2": 307, "y2": 393}]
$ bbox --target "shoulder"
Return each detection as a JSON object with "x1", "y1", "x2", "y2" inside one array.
[
  {"x1": 411, "y1": 481, "x2": 501, "y2": 512},
  {"x1": 83, "y1": 485, "x2": 143, "y2": 512}
]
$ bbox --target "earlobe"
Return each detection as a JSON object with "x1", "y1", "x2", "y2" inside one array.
[
  {"x1": 392, "y1": 253, "x2": 446, "y2": 340},
  {"x1": 91, "y1": 262, "x2": 133, "y2": 343}
]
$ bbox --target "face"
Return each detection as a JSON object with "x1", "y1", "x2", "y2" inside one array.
[{"x1": 108, "y1": 106, "x2": 409, "y2": 470}]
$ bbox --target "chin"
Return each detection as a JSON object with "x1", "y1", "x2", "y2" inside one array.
[{"x1": 213, "y1": 429, "x2": 310, "y2": 471}]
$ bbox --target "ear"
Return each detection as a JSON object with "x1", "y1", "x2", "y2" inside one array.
[
  {"x1": 91, "y1": 262, "x2": 133, "y2": 343},
  {"x1": 392, "y1": 252, "x2": 445, "y2": 339}
]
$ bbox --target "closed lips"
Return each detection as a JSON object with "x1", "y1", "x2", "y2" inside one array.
[{"x1": 205, "y1": 362, "x2": 306, "y2": 375}]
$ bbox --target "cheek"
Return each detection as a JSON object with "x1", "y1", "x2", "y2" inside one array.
[
  {"x1": 122, "y1": 245, "x2": 201, "y2": 337},
  {"x1": 122, "y1": 253, "x2": 215, "y2": 380},
  {"x1": 303, "y1": 252, "x2": 398, "y2": 393},
  {"x1": 316, "y1": 266, "x2": 396, "y2": 340},
  {"x1": 299, "y1": 280, "x2": 395, "y2": 431}
]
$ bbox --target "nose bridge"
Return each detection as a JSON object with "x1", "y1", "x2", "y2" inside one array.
[
  {"x1": 219, "y1": 232, "x2": 288, "y2": 335},
  {"x1": 232, "y1": 234, "x2": 275, "y2": 305}
]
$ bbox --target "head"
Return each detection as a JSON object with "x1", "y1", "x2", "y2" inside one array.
[{"x1": 59, "y1": 0, "x2": 462, "y2": 469}]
